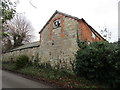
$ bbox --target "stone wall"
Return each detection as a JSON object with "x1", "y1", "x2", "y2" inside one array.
[
  {"x1": 39, "y1": 14, "x2": 79, "y2": 70},
  {"x1": 2, "y1": 47, "x2": 39, "y2": 63}
]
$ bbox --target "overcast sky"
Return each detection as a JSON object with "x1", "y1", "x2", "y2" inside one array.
[{"x1": 15, "y1": 0, "x2": 119, "y2": 42}]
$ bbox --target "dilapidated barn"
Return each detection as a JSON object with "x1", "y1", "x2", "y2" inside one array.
[{"x1": 2, "y1": 10, "x2": 105, "y2": 70}]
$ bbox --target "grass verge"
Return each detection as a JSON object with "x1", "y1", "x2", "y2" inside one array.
[{"x1": 2, "y1": 63, "x2": 108, "y2": 88}]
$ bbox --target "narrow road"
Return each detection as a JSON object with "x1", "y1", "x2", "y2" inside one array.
[{"x1": 2, "y1": 70, "x2": 53, "y2": 88}]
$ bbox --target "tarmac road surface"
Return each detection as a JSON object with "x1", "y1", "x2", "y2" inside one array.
[{"x1": 2, "y1": 70, "x2": 54, "y2": 88}]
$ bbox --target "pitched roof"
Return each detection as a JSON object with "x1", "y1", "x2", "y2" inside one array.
[
  {"x1": 10, "y1": 41, "x2": 40, "y2": 52},
  {"x1": 39, "y1": 10, "x2": 105, "y2": 40},
  {"x1": 39, "y1": 10, "x2": 80, "y2": 34}
]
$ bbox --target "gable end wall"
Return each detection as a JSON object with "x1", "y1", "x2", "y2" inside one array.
[{"x1": 39, "y1": 13, "x2": 79, "y2": 70}]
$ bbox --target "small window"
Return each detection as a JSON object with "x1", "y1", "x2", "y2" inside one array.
[{"x1": 53, "y1": 19, "x2": 61, "y2": 28}]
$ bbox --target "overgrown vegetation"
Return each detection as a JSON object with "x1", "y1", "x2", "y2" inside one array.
[
  {"x1": 2, "y1": 62, "x2": 107, "y2": 88},
  {"x1": 2, "y1": 54, "x2": 107, "y2": 88},
  {"x1": 2, "y1": 37, "x2": 120, "y2": 88},
  {"x1": 75, "y1": 40, "x2": 120, "y2": 88},
  {"x1": 15, "y1": 55, "x2": 29, "y2": 69}
]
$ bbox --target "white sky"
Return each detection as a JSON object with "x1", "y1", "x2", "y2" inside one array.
[{"x1": 15, "y1": 0, "x2": 119, "y2": 42}]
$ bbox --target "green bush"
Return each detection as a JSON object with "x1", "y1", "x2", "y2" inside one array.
[
  {"x1": 15, "y1": 55, "x2": 29, "y2": 69},
  {"x1": 74, "y1": 41, "x2": 120, "y2": 88}
]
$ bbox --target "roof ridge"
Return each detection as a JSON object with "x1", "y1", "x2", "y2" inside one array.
[{"x1": 56, "y1": 10, "x2": 80, "y2": 20}]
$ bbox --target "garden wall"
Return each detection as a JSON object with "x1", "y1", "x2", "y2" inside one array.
[{"x1": 2, "y1": 42, "x2": 40, "y2": 63}]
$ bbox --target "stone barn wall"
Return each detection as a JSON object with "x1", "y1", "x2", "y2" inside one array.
[
  {"x1": 38, "y1": 11, "x2": 105, "y2": 70},
  {"x1": 39, "y1": 13, "x2": 79, "y2": 70}
]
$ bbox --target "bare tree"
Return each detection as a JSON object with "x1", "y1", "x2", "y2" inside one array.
[
  {"x1": 2, "y1": 14, "x2": 34, "y2": 52},
  {"x1": 99, "y1": 26, "x2": 111, "y2": 41},
  {"x1": 100, "y1": 28, "x2": 111, "y2": 40}
]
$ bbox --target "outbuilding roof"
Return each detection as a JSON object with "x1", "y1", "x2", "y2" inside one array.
[{"x1": 10, "y1": 41, "x2": 40, "y2": 52}]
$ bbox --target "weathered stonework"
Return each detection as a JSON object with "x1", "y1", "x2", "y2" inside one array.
[
  {"x1": 38, "y1": 11, "x2": 105, "y2": 70},
  {"x1": 2, "y1": 42, "x2": 40, "y2": 63},
  {"x1": 2, "y1": 11, "x2": 105, "y2": 71}
]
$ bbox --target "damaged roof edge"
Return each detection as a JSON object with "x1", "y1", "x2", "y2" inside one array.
[{"x1": 81, "y1": 18, "x2": 106, "y2": 41}]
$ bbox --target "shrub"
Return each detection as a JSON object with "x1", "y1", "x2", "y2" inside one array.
[
  {"x1": 74, "y1": 41, "x2": 120, "y2": 88},
  {"x1": 15, "y1": 55, "x2": 29, "y2": 69}
]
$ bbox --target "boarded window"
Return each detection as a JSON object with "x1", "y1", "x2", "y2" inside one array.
[{"x1": 53, "y1": 19, "x2": 61, "y2": 28}]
